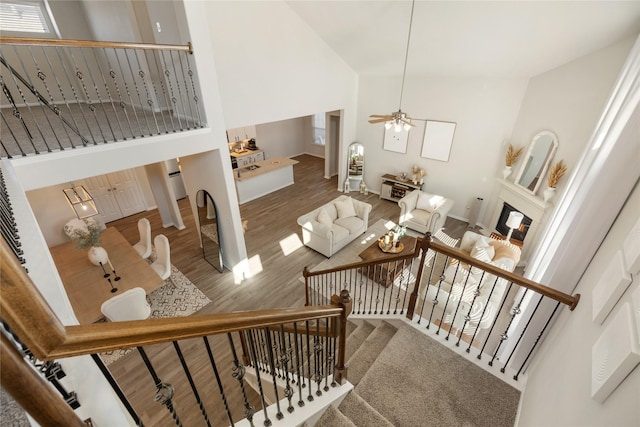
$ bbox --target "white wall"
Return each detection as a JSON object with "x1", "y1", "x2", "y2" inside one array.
[
  {"x1": 256, "y1": 117, "x2": 307, "y2": 159},
  {"x1": 203, "y1": 0, "x2": 359, "y2": 176},
  {"x1": 506, "y1": 35, "x2": 637, "y2": 202},
  {"x1": 356, "y1": 74, "x2": 528, "y2": 222},
  {"x1": 517, "y1": 180, "x2": 640, "y2": 427}
]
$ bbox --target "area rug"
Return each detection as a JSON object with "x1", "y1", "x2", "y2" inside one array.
[{"x1": 99, "y1": 265, "x2": 211, "y2": 365}]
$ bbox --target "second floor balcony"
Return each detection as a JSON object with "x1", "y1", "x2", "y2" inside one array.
[{"x1": 0, "y1": 37, "x2": 206, "y2": 159}]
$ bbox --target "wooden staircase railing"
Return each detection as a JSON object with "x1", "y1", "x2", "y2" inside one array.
[
  {"x1": 0, "y1": 237, "x2": 352, "y2": 425},
  {"x1": 304, "y1": 233, "x2": 580, "y2": 381}
]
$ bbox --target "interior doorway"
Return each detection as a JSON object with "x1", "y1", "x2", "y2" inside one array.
[{"x1": 326, "y1": 111, "x2": 341, "y2": 179}]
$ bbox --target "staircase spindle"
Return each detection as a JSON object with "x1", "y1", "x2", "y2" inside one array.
[
  {"x1": 246, "y1": 329, "x2": 272, "y2": 426},
  {"x1": 202, "y1": 336, "x2": 235, "y2": 427},
  {"x1": 171, "y1": 341, "x2": 211, "y2": 426},
  {"x1": 263, "y1": 328, "x2": 283, "y2": 420},
  {"x1": 228, "y1": 333, "x2": 255, "y2": 427},
  {"x1": 292, "y1": 322, "x2": 305, "y2": 407},
  {"x1": 136, "y1": 347, "x2": 183, "y2": 427},
  {"x1": 278, "y1": 325, "x2": 295, "y2": 413}
]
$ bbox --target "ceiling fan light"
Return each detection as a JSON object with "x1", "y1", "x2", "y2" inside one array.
[
  {"x1": 384, "y1": 121, "x2": 393, "y2": 130},
  {"x1": 394, "y1": 122, "x2": 402, "y2": 132},
  {"x1": 403, "y1": 122, "x2": 412, "y2": 131}
]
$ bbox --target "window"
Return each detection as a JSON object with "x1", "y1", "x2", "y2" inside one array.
[
  {"x1": 0, "y1": 1, "x2": 50, "y2": 33},
  {"x1": 312, "y1": 113, "x2": 325, "y2": 145}
]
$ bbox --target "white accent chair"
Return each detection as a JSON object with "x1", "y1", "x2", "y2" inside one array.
[
  {"x1": 398, "y1": 190, "x2": 454, "y2": 235},
  {"x1": 151, "y1": 234, "x2": 172, "y2": 282},
  {"x1": 133, "y1": 218, "x2": 152, "y2": 259},
  {"x1": 100, "y1": 287, "x2": 151, "y2": 321},
  {"x1": 297, "y1": 195, "x2": 372, "y2": 257}
]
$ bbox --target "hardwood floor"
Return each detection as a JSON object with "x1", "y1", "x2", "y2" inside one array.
[{"x1": 106, "y1": 154, "x2": 469, "y2": 426}]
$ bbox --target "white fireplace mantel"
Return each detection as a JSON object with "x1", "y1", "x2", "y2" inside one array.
[{"x1": 490, "y1": 179, "x2": 553, "y2": 264}]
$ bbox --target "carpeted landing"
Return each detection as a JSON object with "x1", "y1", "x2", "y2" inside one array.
[{"x1": 310, "y1": 320, "x2": 521, "y2": 427}]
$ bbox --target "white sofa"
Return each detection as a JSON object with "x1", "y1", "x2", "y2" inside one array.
[
  {"x1": 297, "y1": 195, "x2": 372, "y2": 257},
  {"x1": 398, "y1": 190, "x2": 454, "y2": 235},
  {"x1": 424, "y1": 231, "x2": 521, "y2": 334}
]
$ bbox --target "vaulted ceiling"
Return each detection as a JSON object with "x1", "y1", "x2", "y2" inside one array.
[{"x1": 286, "y1": 1, "x2": 640, "y2": 79}]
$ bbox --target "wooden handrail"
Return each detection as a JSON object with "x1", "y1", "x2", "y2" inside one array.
[
  {"x1": 423, "y1": 236, "x2": 580, "y2": 310},
  {"x1": 0, "y1": 37, "x2": 193, "y2": 54},
  {"x1": 0, "y1": 238, "x2": 343, "y2": 361}
]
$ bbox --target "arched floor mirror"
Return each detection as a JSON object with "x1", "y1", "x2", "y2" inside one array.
[{"x1": 196, "y1": 189, "x2": 223, "y2": 272}]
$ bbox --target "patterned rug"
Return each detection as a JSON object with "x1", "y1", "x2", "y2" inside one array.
[{"x1": 99, "y1": 265, "x2": 211, "y2": 365}]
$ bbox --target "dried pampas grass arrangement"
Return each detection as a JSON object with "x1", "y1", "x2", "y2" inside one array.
[
  {"x1": 505, "y1": 144, "x2": 523, "y2": 166},
  {"x1": 547, "y1": 160, "x2": 567, "y2": 188}
]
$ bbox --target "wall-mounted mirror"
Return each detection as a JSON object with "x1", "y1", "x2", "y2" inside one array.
[
  {"x1": 346, "y1": 142, "x2": 364, "y2": 191},
  {"x1": 196, "y1": 189, "x2": 223, "y2": 272},
  {"x1": 515, "y1": 130, "x2": 558, "y2": 194}
]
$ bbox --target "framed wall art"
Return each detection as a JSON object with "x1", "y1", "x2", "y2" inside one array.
[
  {"x1": 383, "y1": 126, "x2": 410, "y2": 153},
  {"x1": 421, "y1": 120, "x2": 456, "y2": 162}
]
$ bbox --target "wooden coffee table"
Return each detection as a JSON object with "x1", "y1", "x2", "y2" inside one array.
[{"x1": 358, "y1": 236, "x2": 418, "y2": 287}]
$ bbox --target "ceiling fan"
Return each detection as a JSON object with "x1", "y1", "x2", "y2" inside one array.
[{"x1": 369, "y1": 0, "x2": 416, "y2": 132}]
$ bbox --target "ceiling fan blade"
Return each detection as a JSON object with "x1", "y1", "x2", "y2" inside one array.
[
  {"x1": 368, "y1": 118, "x2": 390, "y2": 124},
  {"x1": 369, "y1": 114, "x2": 392, "y2": 118},
  {"x1": 400, "y1": 118, "x2": 415, "y2": 127}
]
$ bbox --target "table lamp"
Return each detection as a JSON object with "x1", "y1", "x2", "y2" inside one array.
[{"x1": 505, "y1": 211, "x2": 524, "y2": 241}]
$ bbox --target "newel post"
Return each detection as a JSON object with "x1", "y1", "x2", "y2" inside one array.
[
  {"x1": 331, "y1": 289, "x2": 352, "y2": 385},
  {"x1": 407, "y1": 234, "x2": 431, "y2": 320}
]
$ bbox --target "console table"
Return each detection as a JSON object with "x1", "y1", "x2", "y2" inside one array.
[{"x1": 379, "y1": 174, "x2": 423, "y2": 202}]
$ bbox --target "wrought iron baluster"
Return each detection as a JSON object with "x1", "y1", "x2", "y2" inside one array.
[
  {"x1": 114, "y1": 48, "x2": 142, "y2": 137},
  {"x1": 500, "y1": 293, "x2": 546, "y2": 372},
  {"x1": 1, "y1": 110, "x2": 24, "y2": 156},
  {"x1": 134, "y1": 49, "x2": 160, "y2": 134},
  {"x1": 513, "y1": 300, "x2": 562, "y2": 380},
  {"x1": 136, "y1": 347, "x2": 183, "y2": 427},
  {"x1": 292, "y1": 322, "x2": 305, "y2": 407},
  {"x1": 67, "y1": 47, "x2": 107, "y2": 143},
  {"x1": 323, "y1": 319, "x2": 330, "y2": 392},
  {"x1": 144, "y1": 49, "x2": 169, "y2": 133},
  {"x1": 106, "y1": 48, "x2": 135, "y2": 138},
  {"x1": 304, "y1": 320, "x2": 313, "y2": 402},
  {"x1": 313, "y1": 318, "x2": 323, "y2": 397},
  {"x1": 172, "y1": 341, "x2": 211, "y2": 426},
  {"x1": 183, "y1": 48, "x2": 204, "y2": 126},
  {"x1": 159, "y1": 50, "x2": 182, "y2": 130},
  {"x1": 227, "y1": 333, "x2": 255, "y2": 427},
  {"x1": 42, "y1": 46, "x2": 88, "y2": 147},
  {"x1": 246, "y1": 329, "x2": 272, "y2": 426},
  {"x1": 123, "y1": 49, "x2": 151, "y2": 136},
  {"x1": 176, "y1": 50, "x2": 195, "y2": 129},
  {"x1": 92, "y1": 48, "x2": 126, "y2": 140},
  {"x1": 168, "y1": 50, "x2": 188, "y2": 130},
  {"x1": 202, "y1": 336, "x2": 234, "y2": 427},
  {"x1": 27, "y1": 45, "x2": 68, "y2": 150},
  {"x1": 1, "y1": 58, "x2": 40, "y2": 153},
  {"x1": 264, "y1": 327, "x2": 283, "y2": 420},
  {"x1": 79, "y1": 46, "x2": 116, "y2": 141},
  {"x1": 278, "y1": 325, "x2": 295, "y2": 413},
  {"x1": 486, "y1": 288, "x2": 527, "y2": 366},
  {"x1": 417, "y1": 251, "x2": 439, "y2": 322}
]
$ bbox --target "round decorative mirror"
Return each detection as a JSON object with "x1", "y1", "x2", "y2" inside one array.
[
  {"x1": 196, "y1": 189, "x2": 223, "y2": 272},
  {"x1": 515, "y1": 130, "x2": 558, "y2": 195},
  {"x1": 346, "y1": 142, "x2": 364, "y2": 191}
]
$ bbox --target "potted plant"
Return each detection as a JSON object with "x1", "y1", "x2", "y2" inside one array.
[
  {"x1": 503, "y1": 144, "x2": 523, "y2": 179},
  {"x1": 64, "y1": 217, "x2": 107, "y2": 265},
  {"x1": 544, "y1": 160, "x2": 567, "y2": 202}
]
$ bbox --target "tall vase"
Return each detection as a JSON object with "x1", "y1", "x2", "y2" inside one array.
[
  {"x1": 502, "y1": 166, "x2": 513, "y2": 179},
  {"x1": 88, "y1": 246, "x2": 109, "y2": 266},
  {"x1": 543, "y1": 187, "x2": 556, "y2": 202}
]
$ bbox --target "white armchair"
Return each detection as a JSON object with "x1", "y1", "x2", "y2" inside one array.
[
  {"x1": 398, "y1": 190, "x2": 454, "y2": 235},
  {"x1": 297, "y1": 195, "x2": 372, "y2": 257}
]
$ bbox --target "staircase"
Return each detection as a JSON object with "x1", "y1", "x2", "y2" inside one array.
[{"x1": 309, "y1": 319, "x2": 521, "y2": 427}]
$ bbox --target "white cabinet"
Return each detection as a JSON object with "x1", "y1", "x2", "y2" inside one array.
[
  {"x1": 227, "y1": 125, "x2": 257, "y2": 143},
  {"x1": 237, "y1": 150, "x2": 265, "y2": 167}
]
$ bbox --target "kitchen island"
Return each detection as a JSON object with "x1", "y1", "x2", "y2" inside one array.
[{"x1": 234, "y1": 157, "x2": 299, "y2": 204}]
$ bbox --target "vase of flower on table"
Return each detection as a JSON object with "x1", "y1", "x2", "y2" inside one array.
[{"x1": 63, "y1": 217, "x2": 106, "y2": 266}]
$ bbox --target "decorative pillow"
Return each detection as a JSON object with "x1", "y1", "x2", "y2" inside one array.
[
  {"x1": 471, "y1": 241, "x2": 495, "y2": 261},
  {"x1": 416, "y1": 193, "x2": 436, "y2": 212},
  {"x1": 317, "y1": 207, "x2": 332, "y2": 226},
  {"x1": 335, "y1": 197, "x2": 357, "y2": 219}
]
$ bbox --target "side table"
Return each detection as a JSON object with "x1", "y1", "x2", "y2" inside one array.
[
  {"x1": 489, "y1": 232, "x2": 523, "y2": 248},
  {"x1": 358, "y1": 236, "x2": 418, "y2": 287}
]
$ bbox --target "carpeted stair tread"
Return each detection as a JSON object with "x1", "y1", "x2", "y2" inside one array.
[
  {"x1": 355, "y1": 324, "x2": 521, "y2": 427},
  {"x1": 345, "y1": 321, "x2": 375, "y2": 362},
  {"x1": 346, "y1": 321, "x2": 398, "y2": 385},
  {"x1": 338, "y1": 390, "x2": 394, "y2": 427},
  {"x1": 313, "y1": 404, "x2": 358, "y2": 427},
  {"x1": 345, "y1": 320, "x2": 359, "y2": 339}
]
